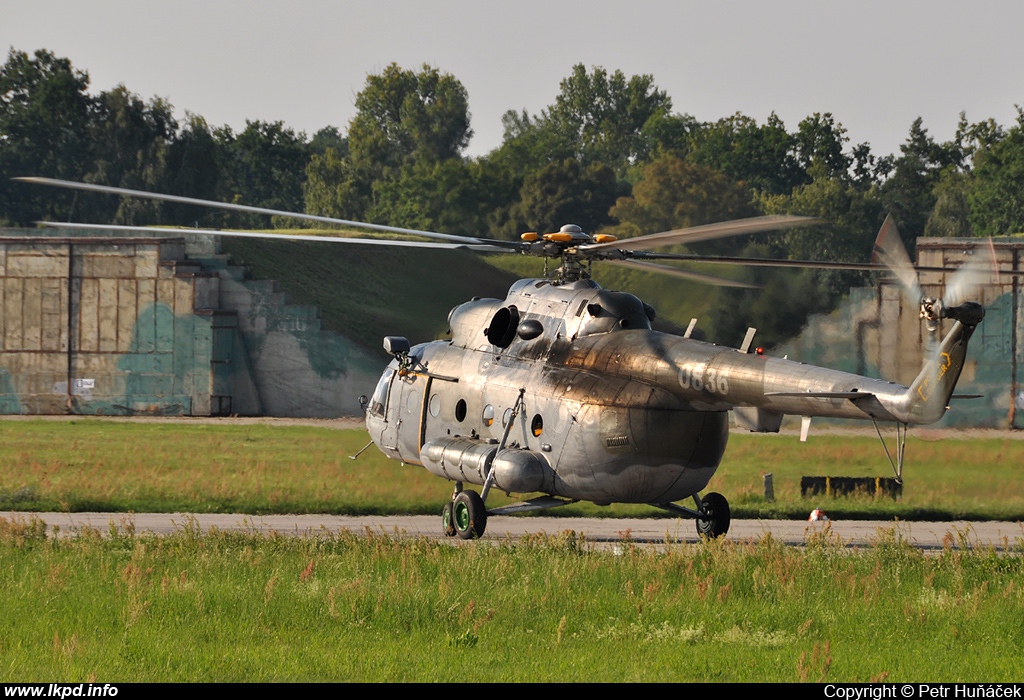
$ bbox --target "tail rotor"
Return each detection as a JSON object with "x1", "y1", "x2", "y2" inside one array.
[{"x1": 872, "y1": 215, "x2": 995, "y2": 357}]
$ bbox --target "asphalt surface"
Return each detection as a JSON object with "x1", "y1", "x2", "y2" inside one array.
[{"x1": 5, "y1": 511, "x2": 1022, "y2": 550}]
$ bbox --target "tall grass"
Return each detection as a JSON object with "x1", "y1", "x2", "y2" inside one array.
[{"x1": 1, "y1": 514, "x2": 1021, "y2": 681}]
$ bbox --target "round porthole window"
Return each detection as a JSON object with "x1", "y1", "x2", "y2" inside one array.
[
  {"x1": 428, "y1": 394, "x2": 440, "y2": 417},
  {"x1": 455, "y1": 399, "x2": 467, "y2": 422},
  {"x1": 482, "y1": 404, "x2": 494, "y2": 427},
  {"x1": 531, "y1": 414, "x2": 543, "y2": 437}
]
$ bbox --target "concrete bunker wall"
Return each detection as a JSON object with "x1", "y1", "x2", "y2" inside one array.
[
  {"x1": 0, "y1": 231, "x2": 380, "y2": 417},
  {"x1": 775, "y1": 237, "x2": 1024, "y2": 429}
]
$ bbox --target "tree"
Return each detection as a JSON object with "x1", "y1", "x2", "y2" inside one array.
[
  {"x1": 308, "y1": 64, "x2": 472, "y2": 222},
  {"x1": 308, "y1": 126, "x2": 346, "y2": 157},
  {"x1": 162, "y1": 113, "x2": 222, "y2": 226},
  {"x1": 545, "y1": 64, "x2": 673, "y2": 171},
  {"x1": 368, "y1": 157, "x2": 500, "y2": 236},
  {"x1": 304, "y1": 146, "x2": 362, "y2": 222},
  {"x1": 348, "y1": 63, "x2": 471, "y2": 173},
  {"x1": 794, "y1": 113, "x2": 852, "y2": 181},
  {"x1": 489, "y1": 65, "x2": 678, "y2": 183},
  {"x1": 505, "y1": 159, "x2": 626, "y2": 236},
  {"x1": 0, "y1": 48, "x2": 91, "y2": 224},
  {"x1": 925, "y1": 168, "x2": 972, "y2": 238},
  {"x1": 85, "y1": 85, "x2": 178, "y2": 224},
  {"x1": 688, "y1": 113, "x2": 803, "y2": 195},
  {"x1": 216, "y1": 120, "x2": 310, "y2": 226},
  {"x1": 969, "y1": 108, "x2": 1024, "y2": 237},
  {"x1": 880, "y1": 117, "x2": 964, "y2": 245},
  {"x1": 609, "y1": 154, "x2": 759, "y2": 247}
]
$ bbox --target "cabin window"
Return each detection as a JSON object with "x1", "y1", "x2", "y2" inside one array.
[
  {"x1": 531, "y1": 414, "x2": 544, "y2": 437},
  {"x1": 428, "y1": 393, "x2": 440, "y2": 417},
  {"x1": 502, "y1": 407, "x2": 513, "y2": 428},
  {"x1": 455, "y1": 399, "x2": 467, "y2": 422},
  {"x1": 482, "y1": 404, "x2": 494, "y2": 427}
]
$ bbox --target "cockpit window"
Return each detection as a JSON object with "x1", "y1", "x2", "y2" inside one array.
[{"x1": 369, "y1": 369, "x2": 394, "y2": 418}]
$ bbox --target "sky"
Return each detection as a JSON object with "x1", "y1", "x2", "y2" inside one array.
[{"x1": 2, "y1": 0, "x2": 1023, "y2": 160}]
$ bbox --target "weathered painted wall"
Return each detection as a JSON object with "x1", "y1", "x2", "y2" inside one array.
[
  {"x1": 211, "y1": 263, "x2": 381, "y2": 417},
  {"x1": 0, "y1": 230, "x2": 382, "y2": 417},
  {"x1": 0, "y1": 234, "x2": 224, "y2": 415},
  {"x1": 776, "y1": 238, "x2": 1024, "y2": 429}
]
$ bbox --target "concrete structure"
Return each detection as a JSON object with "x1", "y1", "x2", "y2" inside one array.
[
  {"x1": 1, "y1": 230, "x2": 1022, "y2": 425},
  {"x1": 0, "y1": 230, "x2": 380, "y2": 417},
  {"x1": 778, "y1": 238, "x2": 1024, "y2": 429}
]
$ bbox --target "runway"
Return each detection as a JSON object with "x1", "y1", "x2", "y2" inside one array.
[{"x1": 6, "y1": 511, "x2": 1023, "y2": 550}]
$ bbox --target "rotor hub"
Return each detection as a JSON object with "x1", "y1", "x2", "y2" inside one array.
[{"x1": 920, "y1": 297, "x2": 943, "y2": 331}]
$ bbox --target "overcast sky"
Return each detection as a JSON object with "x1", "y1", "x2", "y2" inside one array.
[{"x1": 3, "y1": 1, "x2": 1023, "y2": 160}]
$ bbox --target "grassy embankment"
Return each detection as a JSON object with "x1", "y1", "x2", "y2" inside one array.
[
  {"x1": 217, "y1": 235, "x2": 720, "y2": 353},
  {"x1": 1, "y1": 515, "x2": 1021, "y2": 681},
  {"x1": 1, "y1": 419, "x2": 1022, "y2": 521}
]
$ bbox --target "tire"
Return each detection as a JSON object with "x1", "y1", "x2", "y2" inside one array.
[
  {"x1": 695, "y1": 492, "x2": 731, "y2": 539},
  {"x1": 453, "y1": 490, "x2": 487, "y2": 539},
  {"x1": 441, "y1": 501, "x2": 456, "y2": 537}
]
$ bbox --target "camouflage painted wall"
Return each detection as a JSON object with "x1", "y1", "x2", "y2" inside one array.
[
  {"x1": 0, "y1": 234, "x2": 224, "y2": 415},
  {"x1": 0, "y1": 230, "x2": 382, "y2": 417},
  {"x1": 776, "y1": 238, "x2": 1024, "y2": 429}
]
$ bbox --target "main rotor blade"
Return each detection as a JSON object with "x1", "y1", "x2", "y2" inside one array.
[
  {"x1": 13, "y1": 177, "x2": 520, "y2": 249},
  {"x1": 581, "y1": 215, "x2": 820, "y2": 253},
  {"x1": 627, "y1": 251, "x2": 974, "y2": 274},
  {"x1": 32, "y1": 221, "x2": 511, "y2": 252},
  {"x1": 604, "y1": 259, "x2": 760, "y2": 288}
]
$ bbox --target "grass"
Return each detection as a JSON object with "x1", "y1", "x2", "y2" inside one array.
[
  {"x1": 1, "y1": 419, "x2": 1023, "y2": 521},
  {"x1": 217, "y1": 233, "x2": 723, "y2": 354},
  {"x1": 218, "y1": 236, "x2": 521, "y2": 353},
  {"x1": 0, "y1": 516, "x2": 1021, "y2": 681}
]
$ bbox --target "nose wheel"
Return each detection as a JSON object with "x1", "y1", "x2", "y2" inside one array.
[{"x1": 442, "y1": 489, "x2": 488, "y2": 539}]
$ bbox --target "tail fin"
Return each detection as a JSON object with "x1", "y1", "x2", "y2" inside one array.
[{"x1": 900, "y1": 302, "x2": 984, "y2": 424}]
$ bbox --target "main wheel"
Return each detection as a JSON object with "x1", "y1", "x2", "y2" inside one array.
[
  {"x1": 453, "y1": 490, "x2": 487, "y2": 540},
  {"x1": 441, "y1": 501, "x2": 456, "y2": 537},
  {"x1": 695, "y1": 492, "x2": 731, "y2": 538}
]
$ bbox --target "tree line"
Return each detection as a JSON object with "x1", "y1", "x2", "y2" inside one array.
[{"x1": 2, "y1": 48, "x2": 1023, "y2": 346}]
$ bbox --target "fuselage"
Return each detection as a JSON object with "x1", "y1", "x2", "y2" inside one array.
[{"x1": 365, "y1": 278, "x2": 976, "y2": 506}]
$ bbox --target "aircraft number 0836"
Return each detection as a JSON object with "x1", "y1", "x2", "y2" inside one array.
[{"x1": 678, "y1": 365, "x2": 729, "y2": 395}]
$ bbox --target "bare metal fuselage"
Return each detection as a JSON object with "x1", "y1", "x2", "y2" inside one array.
[{"x1": 365, "y1": 278, "x2": 975, "y2": 506}]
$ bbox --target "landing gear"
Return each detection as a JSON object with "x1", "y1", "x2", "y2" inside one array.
[
  {"x1": 651, "y1": 491, "x2": 732, "y2": 539},
  {"x1": 452, "y1": 490, "x2": 487, "y2": 539},
  {"x1": 695, "y1": 492, "x2": 731, "y2": 539},
  {"x1": 441, "y1": 502, "x2": 456, "y2": 538}
]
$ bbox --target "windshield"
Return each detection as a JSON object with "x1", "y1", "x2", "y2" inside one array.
[{"x1": 369, "y1": 369, "x2": 394, "y2": 418}]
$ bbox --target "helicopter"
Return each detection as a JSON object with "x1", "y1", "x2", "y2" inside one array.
[{"x1": 13, "y1": 176, "x2": 993, "y2": 539}]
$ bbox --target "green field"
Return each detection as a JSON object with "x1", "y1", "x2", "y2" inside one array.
[
  {"x1": 2, "y1": 419, "x2": 1023, "y2": 682},
  {"x1": 0, "y1": 516, "x2": 1022, "y2": 681},
  {"x1": 1, "y1": 419, "x2": 1023, "y2": 520}
]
